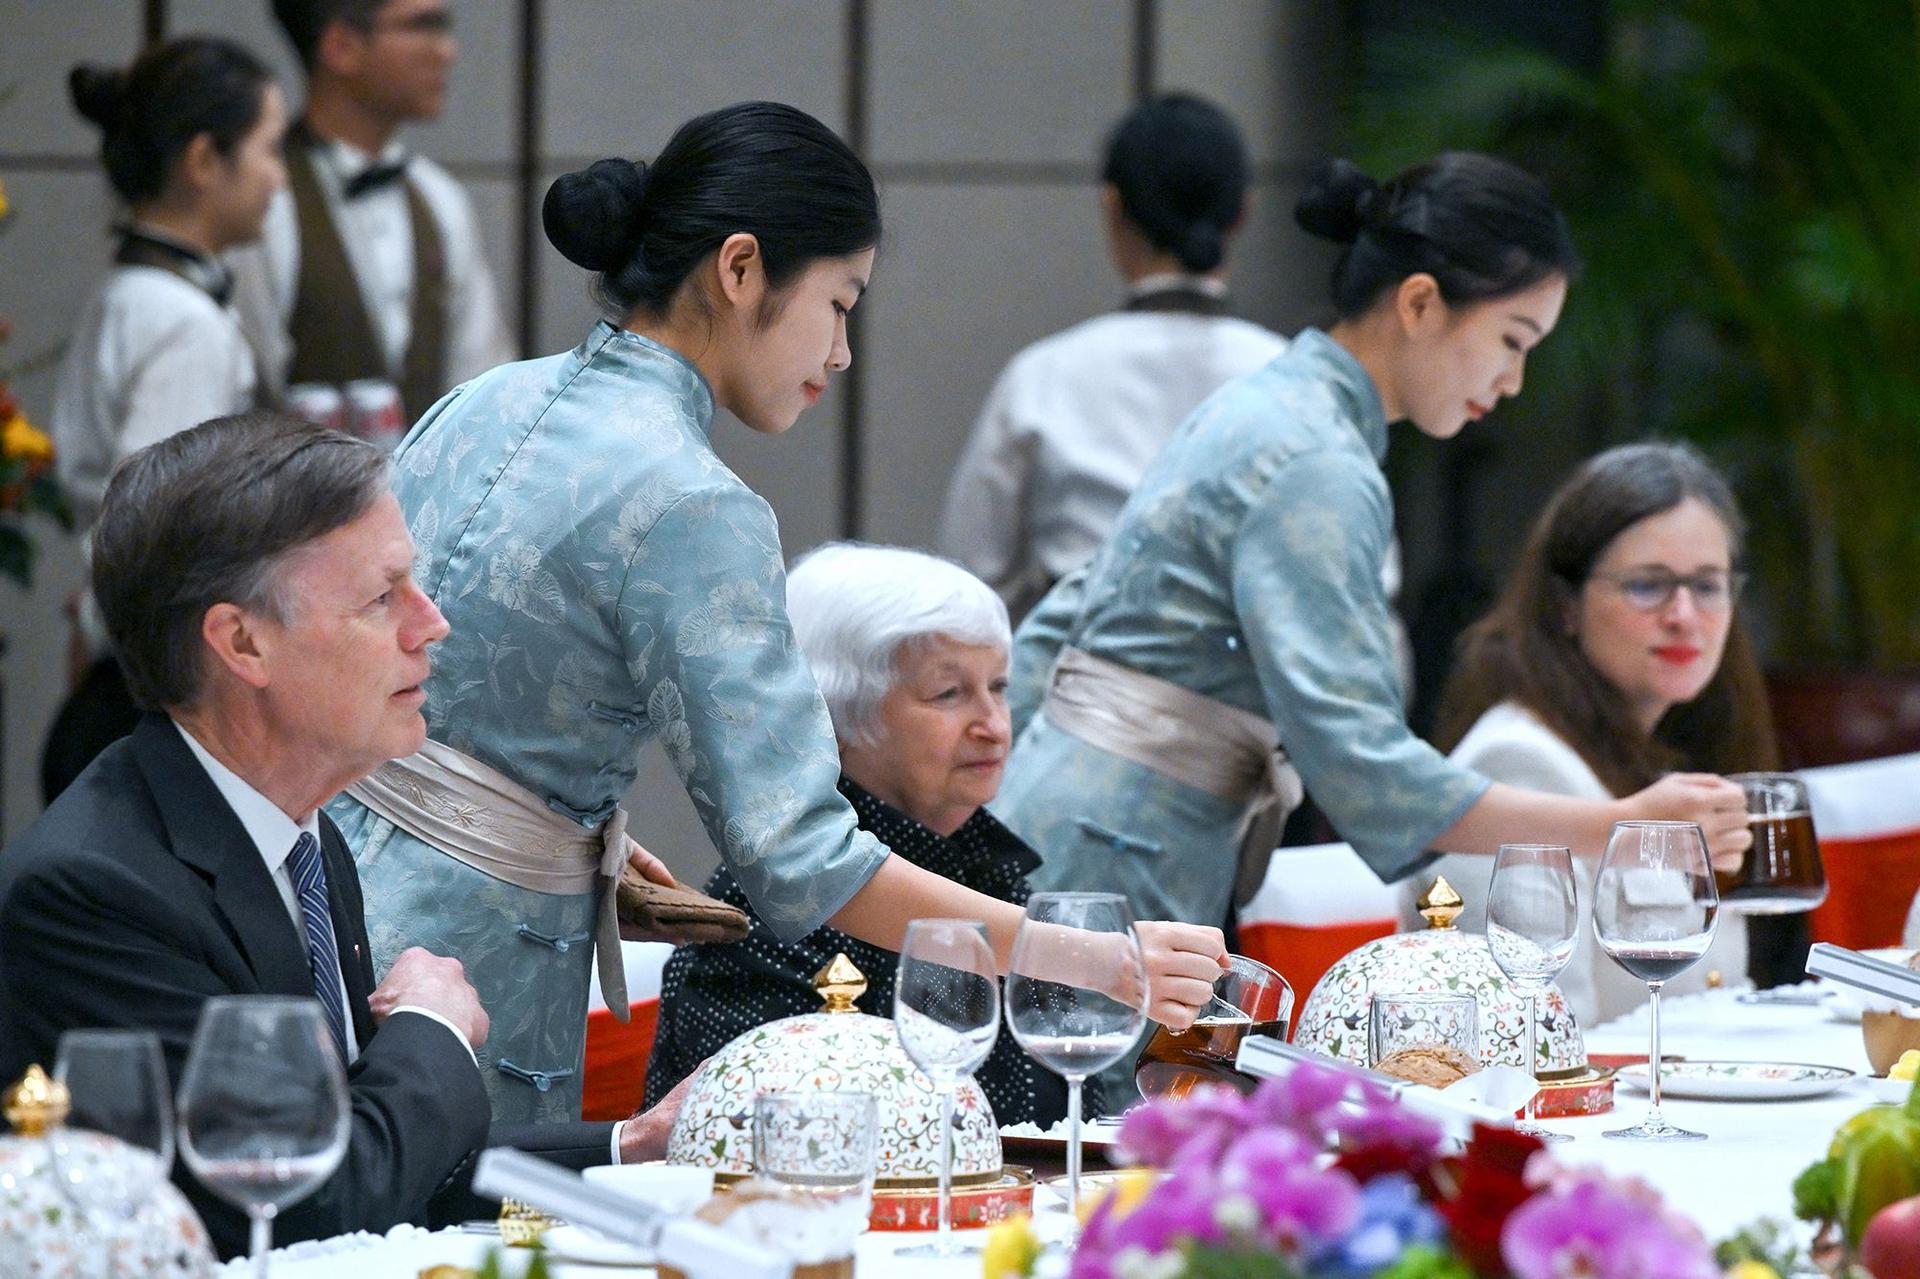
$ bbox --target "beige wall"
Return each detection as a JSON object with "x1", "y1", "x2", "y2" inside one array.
[{"x1": 0, "y1": 2, "x2": 1338, "y2": 884}]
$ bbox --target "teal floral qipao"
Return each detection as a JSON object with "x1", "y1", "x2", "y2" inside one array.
[
  {"x1": 328, "y1": 323, "x2": 889, "y2": 1123},
  {"x1": 993, "y1": 329, "x2": 1488, "y2": 930}
]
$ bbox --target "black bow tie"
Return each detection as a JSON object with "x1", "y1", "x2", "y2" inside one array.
[{"x1": 344, "y1": 158, "x2": 410, "y2": 199}]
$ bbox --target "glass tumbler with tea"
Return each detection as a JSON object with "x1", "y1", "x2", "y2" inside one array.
[
  {"x1": 1716, "y1": 772, "x2": 1826, "y2": 914},
  {"x1": 1134, "y1": 954, "x2": 1294, "y2": 1099},
  {"x1": 1367, "y1": 992, "x2": 1479, "y2": 1086}
]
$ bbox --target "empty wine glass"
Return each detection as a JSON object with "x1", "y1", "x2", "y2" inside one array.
[
  {"x1": 177, "y1": 997, "x2": 350, "y2": 1276},
  {"x1": 893, "y1": 918, "x2": 999, "y2": 1258},
  {"x1": 1005, "y1": 892, "x2": 1146, "y2": 1224},
  {"x1": 1593, "y1": 820, "x2": 1718, "y2": 1142},
  {"x1": 1486, "y1": 843, "x2": 1579, "y2": 1144},
  {"x1": 51, "y1": 1029, "x2": 176, "y2": 1268}
]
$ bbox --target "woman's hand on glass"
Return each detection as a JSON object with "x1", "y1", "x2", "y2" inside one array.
[{"x1": 1624, "y1": 773, "x2": 1750, "y2": 873}]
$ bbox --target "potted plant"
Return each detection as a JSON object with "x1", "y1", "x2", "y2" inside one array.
[{"x1": 1345, "y1": 0, "x2": 1920, "y2": 762}]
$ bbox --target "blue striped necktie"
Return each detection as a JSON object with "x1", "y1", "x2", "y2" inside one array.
[{"x1": 287, "y1": 831, "x2": 351, "y2": 1064}]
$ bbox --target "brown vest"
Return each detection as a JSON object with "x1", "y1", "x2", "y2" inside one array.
[{"x1": 282, "y1": 130, "x2": 448, "y2": 422}]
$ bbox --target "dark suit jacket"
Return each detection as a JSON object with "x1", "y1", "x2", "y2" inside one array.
[{"x1": 0, "y1": 715, "x2": 615, "y2": 1259}]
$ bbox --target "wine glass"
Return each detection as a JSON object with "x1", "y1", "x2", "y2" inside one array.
[
  {"x1": 1005, "y1": 892, "x2": 1147, "y2": 1224},
  {"x1": 1592, "y1": 820, "x2": 1718, "y2": 1141},
  {"x1": 1486, "y1": 843, "x2": 1579, "y2": 1144},
  {"x1": 892, "y1": 918, "x2": 999, "y2": 1258},
  {"x1": 177, "y1": 997, "x2": 350, "y2": 1275},
  {"x1": 51, "y1": 1029, "x2": 176, "y2": 1265}
]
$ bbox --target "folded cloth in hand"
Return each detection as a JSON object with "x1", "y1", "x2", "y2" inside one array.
[{"x1": 616, "y1": 867, "x2": 750, "y2": 944}]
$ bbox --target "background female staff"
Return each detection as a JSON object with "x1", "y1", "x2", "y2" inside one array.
[{"x1": 44, "y1": 38, "x2": 287, "y2": 801}]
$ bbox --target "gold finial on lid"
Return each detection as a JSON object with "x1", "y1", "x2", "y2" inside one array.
[
  {"x1": 4, "y1": 1066, "x2": 70, "y2": 1137},
  {"x1": 814, "y1": 953, "x2": 867, "y2": 1014},
  {"x1": 1417, "y1": 877, "x2": 1465, "y2": 930}
]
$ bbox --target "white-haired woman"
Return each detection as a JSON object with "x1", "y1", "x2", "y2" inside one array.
[{"x1": 643, "y1": 543, "x2": 1074, "y2": 1123}]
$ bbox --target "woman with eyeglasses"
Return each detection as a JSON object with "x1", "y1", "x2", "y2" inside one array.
[{"x1": 1421, "y1": 442, "x2": 1781, "y2": 1021}]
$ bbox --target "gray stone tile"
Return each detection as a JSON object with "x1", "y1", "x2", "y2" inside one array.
[
  {"x1": 868, "y1": 0, "x2": 1131, "y2": 167},
  {"x1": 1156, "y1": 0, "x2": 1340, "y2": 165},
  {"x1": 540, "y1": 0, "x2": 849, "y2": 162},
  {"x1": 0, "y1": 1, "x2": 142, "y2": 157},
  {"x1": 856, "y1": 179, "x2": 1114, "y2": 548}
]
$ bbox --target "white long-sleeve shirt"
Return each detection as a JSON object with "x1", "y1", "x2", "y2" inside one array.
[
  {"x1": 51, "y1": 264, "x2": 255, "y2": 527},
  {"x1": 940, "y1": 287, "x2": 1287, "y2": 613}
]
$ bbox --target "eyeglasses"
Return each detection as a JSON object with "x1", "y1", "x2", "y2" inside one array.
[
  {"x1": 1588, "y1": 569, "x2": 1748, "y2": 613},
  {"x1": 370, "y1": 9, "x2": 454, "y2": 38}
]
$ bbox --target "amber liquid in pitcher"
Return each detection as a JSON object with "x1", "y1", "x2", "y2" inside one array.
[
  {"x1": 1714, "y1": 812, "x2": 1826, "y2": 914},
  {"x1": 1134, "y1": 1016, "x2": 1286, "y2": 1099}
]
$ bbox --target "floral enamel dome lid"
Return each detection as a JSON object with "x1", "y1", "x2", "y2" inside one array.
[
  {"x1": 665, "y1": 954, "x2": 1002, "y2": 1186},
  {"x1": 1294, "y1": 878, "x2": 1589, "y2": 1077},
  {"x1": 0, "y1": 1067, "x2": 215, "y2": 1279}
]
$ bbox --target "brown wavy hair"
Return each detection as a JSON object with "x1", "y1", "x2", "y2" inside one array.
[{"x1": 1435, "y1": 442, "x2": 1779, "y2": 795}]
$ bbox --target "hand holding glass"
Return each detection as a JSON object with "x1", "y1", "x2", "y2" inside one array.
[
  {"x1": 893, "y1": 918, "x2": 998, "y2": 1258},
  {"x1": 1486, "y1": 843, "x2": 1578, "y2": 1143},
  {"x1": 1134, "y1": 953, "x2": 1293, "y2": 1099},
  {"x1": 1593, "y1": 821, "x2": 1718, "y2": 1141},
  {"x1": 1005, "y1": 892, "x2": 1147, "y2": 1224},
  {"x1": 177, "y1": 997, "x2": 350, "y2": 1277}
]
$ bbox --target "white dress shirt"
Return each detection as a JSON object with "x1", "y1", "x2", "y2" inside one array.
[
  {"x1": 170, "y1": 722, "x2": 490, "y2": 1067},
  {"x1": 227, "y1": 135, "x2": 515, "y2": 399},
  {"x1": 51, "y1": 261, "x2": 256, "y2": 527},
  {"x1": 939, "y1": 286, "x2": 1287, "y2": 613}
]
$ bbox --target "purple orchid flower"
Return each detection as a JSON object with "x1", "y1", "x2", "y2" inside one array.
[{"x1": 1502, "y1": 1173, "x2": 1719, "y2": 1279}]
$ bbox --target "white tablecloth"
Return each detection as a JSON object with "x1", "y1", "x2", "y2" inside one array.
[{"x1": 223, "y1": 987, "x2": 1870, "y2": 1276}]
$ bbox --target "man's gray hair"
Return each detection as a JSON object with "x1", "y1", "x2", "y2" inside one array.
[
  {"x1": 786, "y1": 542, "x2": 1011, "y2": 747},
  {"x1": 92, "y1": 411, "x2": 392, "y2": 711}
]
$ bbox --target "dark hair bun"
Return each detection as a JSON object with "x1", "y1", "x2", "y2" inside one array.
[
  {"x1": 69, "y1": 64, "x2": 128, "y2": 131},
  {"x1": 1294, "y1": 158, "x2": 1379, "y2": 244},
  {"x1": 1181, "y1": 222, "x2": 1225, "y2": 274},
  {"x1": 543, "y1": 158, "x2": 649, "y2": 272}
]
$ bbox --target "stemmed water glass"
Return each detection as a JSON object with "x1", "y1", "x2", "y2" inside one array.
[
  {"x1": 1005, "y1": 892, "x2": 1147, "y2": 1224},
  {"x1": 1486, "y1": 843, "x2": 1579, "y2": 1144},
  {"x1": 51, "y1": 1029, "x2": 176, "y2": 1268},
  {"x1": 1593, "y1": 820, "x2": 1719, "y2": 1142},
  {"x1": 177, "y1": 998, "x2": 350, "y2": 1276},
  {"x1": 893, "y1": 918, "x2": 1000, "y2": 1259}
]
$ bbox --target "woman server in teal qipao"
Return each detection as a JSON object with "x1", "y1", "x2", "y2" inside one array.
[
  {"x1": 993, "y1": 153, "x2": 1756, "y2": 940},
  {"x1": 327, "y1": 102, "x2": 1226, "y2": 1124}
]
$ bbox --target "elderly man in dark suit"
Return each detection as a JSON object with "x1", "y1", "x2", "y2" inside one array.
[{"x1": 0, "y1": 413, "x2": 683, "y2": 1259}]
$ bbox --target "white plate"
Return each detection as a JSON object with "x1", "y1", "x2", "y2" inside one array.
[
  {"x1": 1617, "y1": 1060, "x2": 1855, "y2": 1101},
  {"x1": 1865, "y1": 1075, "x2": 1918, "y2": 1103},
  {"x1": 999, "y1": 1118, "x2": 1125, "y2": 1151},
  {"x1": 540, "y1": 1223, "x2": 653, "y2": 1267}
]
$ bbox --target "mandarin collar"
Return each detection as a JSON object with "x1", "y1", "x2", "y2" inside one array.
[
  {"x1": 582, "y1": 320, "x2": 716, "y2": 436},
  {"x1": 1290, "y1": 327, "x2": 1389, "y2": 463}
]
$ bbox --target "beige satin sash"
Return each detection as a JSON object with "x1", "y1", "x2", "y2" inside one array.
[
  {"x1": 344, "y1": 738, "x2": 631, "y2": 1020},
  {"x1": 1041, "y1": 646, "x2": 1304, "y2": 907}
]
